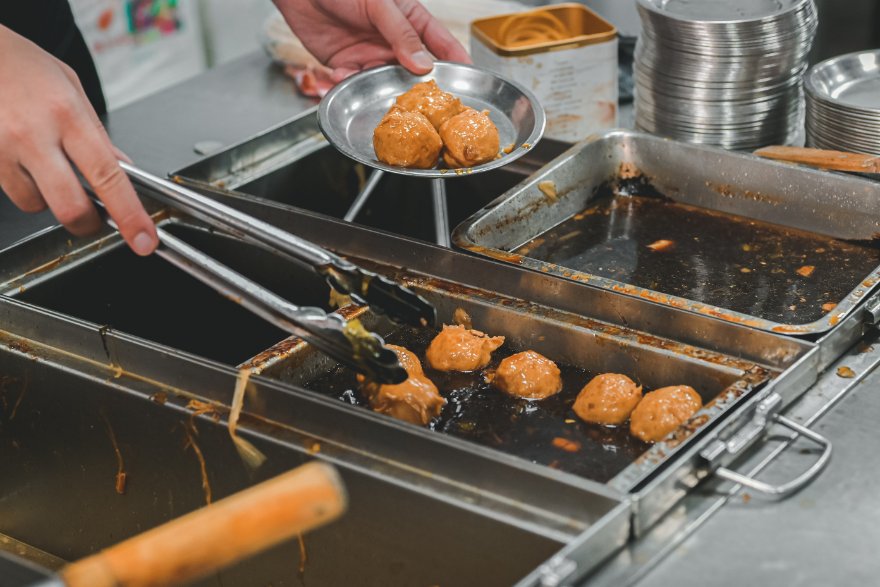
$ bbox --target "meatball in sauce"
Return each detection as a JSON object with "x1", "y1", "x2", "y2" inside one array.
[
  {"x1": 373, "y1": 106, "x2": 442, "y2": 169},
  {"x1": 573, "y1": 373, "x2": 643, "y2": 425},
  {"x1": 439, "y1": 108, "x2": 500, "y2": 168},
  {"x1": 358, "y1": 345, "x2": 445, "y2": 426},
  {"x1": 426, "y1": 324, "x2": 505, "y2": 372},
  {"x1": 395, "y1": 79, "x2": 465, "y2": 130},
  {"x1": 629, "y1": 385, "x2": 702, "y2": 443},
  {"x1": 491, "y1": 350, "x2": 562, "y2": 400}
]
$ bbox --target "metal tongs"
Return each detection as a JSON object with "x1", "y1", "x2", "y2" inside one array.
[{"x1": 94, "y1": 163, "x2": 438, "y2": 384}]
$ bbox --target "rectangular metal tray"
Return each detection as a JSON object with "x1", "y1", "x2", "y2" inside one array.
[
  {"x1": 0, "y1": 295, "x2": 627, "y2": 586},
  {"x1": 453, "y1": 129, "x2": 880, "y2": 335},
  {"x1": 244, "y1": 272, "x2": 772, "y2": 492}
]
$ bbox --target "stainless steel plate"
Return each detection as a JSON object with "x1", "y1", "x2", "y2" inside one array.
[
  {"x1": 317, "y1": 62, "x2": 545, "y2": 179},
  {"x1": 642, "y1": 0, "x2": 805, "y2": 22},
  {"x1": 806, "y1": 50, "x2": 880, "y2": 156},
  {"x1": 806, "y1": 50, "x2": 880, "y2": 112}
]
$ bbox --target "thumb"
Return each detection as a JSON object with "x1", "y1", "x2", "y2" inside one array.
[{"x1": 368, "y1": 0, "x2": 434, "y2": 74}]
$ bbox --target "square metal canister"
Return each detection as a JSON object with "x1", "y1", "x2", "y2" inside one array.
[{"x1": 471, "y1": 3, "x2": 618, "y2": 143}]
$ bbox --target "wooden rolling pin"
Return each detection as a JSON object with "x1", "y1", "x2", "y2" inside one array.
[
  {"x1": 754, "y1": 145, "x2": 880, "y2": 174},
  {"x1": 45, "y1": 462, "x2": 346, "y2": 587}
]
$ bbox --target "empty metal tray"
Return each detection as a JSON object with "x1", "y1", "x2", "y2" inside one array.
[{"x1": 453, "y1": 129, "x2": 880, "y2": 335}]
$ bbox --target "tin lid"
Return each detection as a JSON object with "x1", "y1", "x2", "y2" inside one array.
[{"x1": 471, "y1": 3, "x2": 617, "y2": 57}]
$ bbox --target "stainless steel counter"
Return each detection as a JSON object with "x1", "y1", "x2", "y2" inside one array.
[{"x1": 1, "y1": 51, "x2": 875, "y2": 585}]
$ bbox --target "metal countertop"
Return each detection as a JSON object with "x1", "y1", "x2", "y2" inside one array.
[{"x1": 0, "y1": 51, "x2": 873, "y2": 585}]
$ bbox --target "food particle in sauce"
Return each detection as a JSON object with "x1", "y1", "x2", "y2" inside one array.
[
  {"x1": 647, "y1": 239, "x2": 675, "y2": 252},
  {"x1": 822, "y1": 302, "x2": 838, "y2": 312},
  {"x1": 552, "y1": 437, "x2": 582, "y2": 453},
  {"x1": 797, "y1": 265, "x2": 816, "y2": 277},
  {"x1": 630, "y1": 385, "x2": 702, "y2": 443},
  {"x1": 426, "y1": 324, "x2": 505, "y2": 372}
]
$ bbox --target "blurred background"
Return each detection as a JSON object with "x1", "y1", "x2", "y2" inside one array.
[{"x1": 71, "y1": 0, "x2": 880, "y2": 111}]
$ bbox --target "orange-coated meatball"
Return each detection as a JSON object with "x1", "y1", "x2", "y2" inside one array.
[
  {"x1": 492, "y1": 350, "x2": 562, "y2": 400},
  {"x1": 439, "y1": 108, "x2": 500, "y2": 168},
  {"x1": 573, "y1": 373, "x2": 643, "y2": 425},
  {"x1": 426, "y1": 324, "x2": 505, "y2": 372},
  {"x1": 373, "y1": 106, "x2": 442, "y2": 169},
  {"x1": 395, "y1": 80, "x2": 465, "y2": 130},
  {"x1": 358, "y1": 345, "x2": 445, "y2": 426},
  {"x1": 367, "y1": 376, "x2": 446, "y2": 426},
  {"x1": 630, "y1": 385, "x2": 703, "y2": 443}
]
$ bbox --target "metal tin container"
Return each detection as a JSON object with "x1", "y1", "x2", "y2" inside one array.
[{"x1": 470, "y1": 3, "x2": 618, "y2": 143}]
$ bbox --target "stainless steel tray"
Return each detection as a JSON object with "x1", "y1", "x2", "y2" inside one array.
[
  {"x1": 240, "y1": 261, "x2": 772, "y2": 491},
  {"x1": 452, "y1": 129, "x2": 880, "y2": 336},
  {"x1": 0, "y1": 296, "x2": 605, "y2": 586}
]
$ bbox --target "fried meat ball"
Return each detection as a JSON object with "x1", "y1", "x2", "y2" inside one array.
[
  {"x1": 492, "y1": 350, "x2": 562, "y2": 400},
  {"x1": 373, "y1": 106, "x2": 442, "y2": 169},
  {"x1": 629, "y1": 385, "x2": 703, "y2": 443},
  {"x1": 425, "y1": 324, "x2": 505, "y2": 372},
  {"x1": 395, "y1": 80, "x2": 465, "y2": 130},
  {"x1": 439, "y1": 108, "x2": 500, "y2": 168},
  {"x1": 357, "y1": 345, "x2": 445, "y2": 426},
  {"x1": 573, "y1": 373, "x2": 643, "y2": 425}
]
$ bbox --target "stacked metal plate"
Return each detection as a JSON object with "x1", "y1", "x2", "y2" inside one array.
[
  {"x1": 634, "y1": 0, "x2": 818, "y2": 150},
  {"x1": 806, "y1": 50, "x2": 880, "y2": 157}
]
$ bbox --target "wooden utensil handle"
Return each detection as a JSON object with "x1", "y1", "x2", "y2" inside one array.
[
  {"x1": 754, "y1": 145, "x2": 880, "y2": 173},
  {"x1": 61, "y1": 462, "x2": 346, "y2": 587}
]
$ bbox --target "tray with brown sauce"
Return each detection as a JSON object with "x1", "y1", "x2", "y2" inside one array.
[
  {"x1": 453, "y1": 129, "x2": 880, "y2": 335},
  {"x1": 245, "y1": 276, "x2": 772, "y2": 490}
]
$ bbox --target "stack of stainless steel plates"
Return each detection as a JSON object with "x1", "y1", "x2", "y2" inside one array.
[
  {"x1": 634, "y1": 0, "x2": 818, "y2": 150},
  {"x1": 806, "y1": 50, "x2": 880, "y2": 156}
]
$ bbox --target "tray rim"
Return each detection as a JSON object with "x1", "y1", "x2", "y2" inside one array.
[{"x1": 451, "y1": 128, "x2": 880, "y2": 336}]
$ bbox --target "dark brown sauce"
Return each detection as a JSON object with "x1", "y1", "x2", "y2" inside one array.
[
  {"x1": 514, "y1": 189, "x2": 880, "y2": 324},
  {"x1": 305, "y1": 326, "x2": 650, "y2": 484}
]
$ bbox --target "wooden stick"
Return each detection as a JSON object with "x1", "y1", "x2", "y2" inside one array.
[
  {"x1": 754, "y1": 145, "x2": 880, "y2": 173},
  {"x1": 60, "y1": 462, "x2": 346, "y2": 587}
]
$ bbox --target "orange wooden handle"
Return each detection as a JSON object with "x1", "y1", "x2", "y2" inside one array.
[
  {"x1": 60, "y1": 462, "x2": 346, "y2": 587},
  {"x1": 754, "y1": 145, "x2": 880, "y2": 173}
]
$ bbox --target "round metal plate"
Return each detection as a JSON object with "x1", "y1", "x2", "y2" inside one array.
[
  {"x1": 806, "y1": 50, "x2": 880, "y2": 113},
  {"x1": 639, "y1": 0, "x2": 807, "y2": 22},
  {"x1": 317, "y1": 62, "x2": 545, "y2": 179}
]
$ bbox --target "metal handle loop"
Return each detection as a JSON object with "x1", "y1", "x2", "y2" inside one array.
[{"x1": 714, "y1": 414, "x2": 832, "y2": 498}]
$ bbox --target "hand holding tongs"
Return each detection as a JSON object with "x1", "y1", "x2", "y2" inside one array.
[{"x1": 90, "y1": 163, "x2": 437, "y2": 384}]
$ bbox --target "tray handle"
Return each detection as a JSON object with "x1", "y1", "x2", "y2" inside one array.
[
  {"x1": 712, "y1": 415, "x2": 832, "y2": 498},
  {"x1": 700, "y1": 393, "x2": 832, "y2": 499}
]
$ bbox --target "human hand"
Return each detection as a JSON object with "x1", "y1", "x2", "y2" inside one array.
[
  {"x1": 273, "y1": 0, "x2": 470, "y2": 82},
  {"x1": 0, "y1": 26, "x2": 158, "y2": 255}
]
